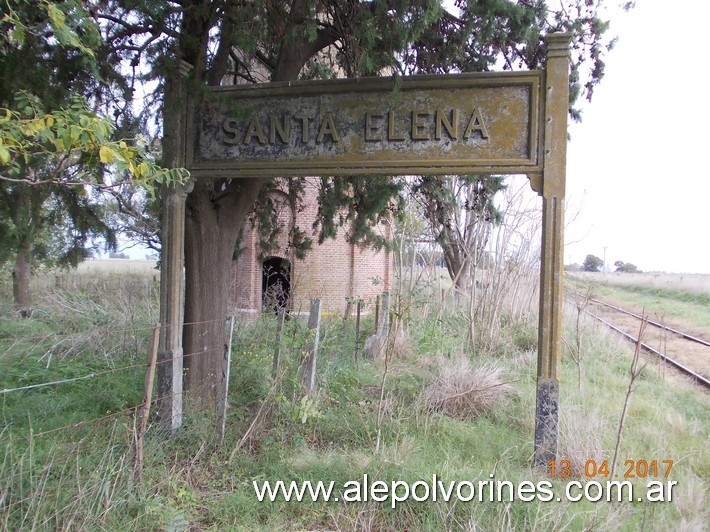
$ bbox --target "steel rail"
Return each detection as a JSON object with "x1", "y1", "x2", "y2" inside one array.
[
  {"x1": 587, "y1": 297, "x2": 710, "y2": 347},
  {"x1": 585, "y1": 310, "x2": 710, "y2": 389}
]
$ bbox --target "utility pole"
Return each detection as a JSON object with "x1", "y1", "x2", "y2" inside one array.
[{"x1": 603, "y1": 246, "x2": 608, "y2": 274}]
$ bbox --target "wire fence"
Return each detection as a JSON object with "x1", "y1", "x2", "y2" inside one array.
[
  {"x1": 0, "y1": 291, "x2": 388, "y2": 530},
  {"x1": 0, "y1": 317, "x2": 233, "y2": 477},
  {"x1": 0, "y1": 327, "x2": 231, "y2": 509}
]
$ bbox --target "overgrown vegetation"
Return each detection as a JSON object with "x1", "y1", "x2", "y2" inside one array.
[
  {"x1": 567, "y1": 274, "x2": 710, "y2": 330},
  {"x1": 1, "y1": 264, "x2": 708, "y2": 530}
]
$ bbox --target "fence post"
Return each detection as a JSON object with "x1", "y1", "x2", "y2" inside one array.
[
  {"x1": 134, "y1": 323, "x2": 160, "y2": 483},
  {"x1": 375, "y1": 295, "x2": 380, "y2": 334},
  {"x1": 354, "y1": 300, "x2": 362, "y2": 360},
  {"x1": 301, "y1": 299, "x2": 321, "y2": 395},
  {"x1": 217, "y1": 316, "x2": 234, "y2": 446},
  {"x1": 272, "y1": 307, "x2": 286, "y2": 380},
  {"x1": 343, "y1": 300, "x2": 352, "y2": 323},
  {"x1": 380, "y1": 292, "x2": 390, "y2": 337}
]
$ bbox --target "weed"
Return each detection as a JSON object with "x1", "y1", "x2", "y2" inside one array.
[
  {"x1": 1, "y1": 265, "x2": 709, "y2": 530},
  {"x1": 420, "y1": 357, "x2": 516, "y2": 420}
]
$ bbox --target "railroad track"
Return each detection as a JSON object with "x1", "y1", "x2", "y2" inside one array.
[{"x1": 566, "y1": 292, "x2": 710, "y2": 390}]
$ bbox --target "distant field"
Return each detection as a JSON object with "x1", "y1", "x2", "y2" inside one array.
[
  {"x1": 567, "y1": 271, "x2": 710, "y2": 333},
  {"x1": 568, "y1": 271, "x2": 710, "y2": 297},
  {"x1": 76, "y1": 259, "x2": 158, "y2": 274},
  {"x1": 16, "y1": 259, "x2": 160, "y2": 296}
]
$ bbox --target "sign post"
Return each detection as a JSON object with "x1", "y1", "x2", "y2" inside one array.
[
  {"x1": 534, "y1": 33, "x2": 571, "y2": 467},
  {"x1": 157, "y1": 60, "x2": 193, "y2": 431}
]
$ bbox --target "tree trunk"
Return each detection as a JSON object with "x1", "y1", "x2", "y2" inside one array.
[
  {"x1": 440, "y1": 233, "x2": 468, "y2": 296},
  {"x1": 183, "y1": 178, "x2": 264, "y2": 406},
  {"x1": 12, "y1": 242, "x2": 32, "y2": 318},
  {"x1": 177, "y1": 2, "x2": 336, "y2": 407}
]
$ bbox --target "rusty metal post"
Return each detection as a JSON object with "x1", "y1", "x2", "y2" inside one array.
[
  {"x1": 157, "y1": 60, "x2": 193, "y2": 431},
  {"x1": 534, "y1": 33, "x2": 572, "y2": 467}
]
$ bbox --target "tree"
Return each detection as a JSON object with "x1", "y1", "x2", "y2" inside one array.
[
  {"x1": 582, "y1": 254, "x2": 604, "y2": 272},
  {"x1": 0, "y1": 1, "x2": 183, "y2": 317},
  {"x1": 94, "y1": 0, "x2": 620, "y2": 403},
  {"x1": 614, "y1": 260, "x2": 639, "y2": 273},
  {"x1": 412, "y1": 174, "x2": 505, "y2": 293}
]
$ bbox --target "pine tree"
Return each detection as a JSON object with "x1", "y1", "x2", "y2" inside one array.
[{"x1": 0, "y1": 1, "x2": 182, "y2": 317}]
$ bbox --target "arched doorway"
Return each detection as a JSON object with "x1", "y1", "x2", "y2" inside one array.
[{"x1": 262, "y1": 257, "x2": 291, "y2": 313}]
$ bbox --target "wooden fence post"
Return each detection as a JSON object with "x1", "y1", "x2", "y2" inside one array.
[
  {"x1": 301, "y1": 299, "x2": 321, "y2": 395},
  {"x1": 217, "y1": 316, "x2": 234, "y2": 445},
  {"x1": 134, "y1": 323, "x2": 160, "y2": 483}
]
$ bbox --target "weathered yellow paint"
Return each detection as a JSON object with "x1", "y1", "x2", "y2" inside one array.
[
  {"x1": 187, "y1": 72, "x2": 543, "y2": 178},
  {"x1": 157, "y1": 59, "x2": 193, "y2": 431},
  {"x1": 534, "y1": 33, "x2": 572, "y2": 467}
]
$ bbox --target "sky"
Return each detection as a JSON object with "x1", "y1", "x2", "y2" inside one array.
[
  {"x1": 119, "y1": 1, "x2": 710, "y2": 273},
  {"x1": 563, "y1": 0, "x2": 710, "y2": 274}
]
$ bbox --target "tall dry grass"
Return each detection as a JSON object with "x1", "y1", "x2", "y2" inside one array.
[
  {"x1": 569, "y1": 271, "x2": 710, "y2": 296},
  {"x1": 420, "y1": 357, "x2": 516, "y2": 420}
]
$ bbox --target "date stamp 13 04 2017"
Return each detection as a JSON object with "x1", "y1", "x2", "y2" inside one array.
[{"x1": 548, "y1": 459, "x2": 674, "y2": 479}]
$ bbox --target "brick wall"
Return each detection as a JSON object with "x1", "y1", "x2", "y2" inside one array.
[{"x1": 230, "y1": 178, "x2": 392, "y2": 316}]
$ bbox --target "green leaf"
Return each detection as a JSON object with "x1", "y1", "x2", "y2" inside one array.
[
  {"x1": 62, "y1": 130, "x2": 72, "y2": 150},
  {"x1": 47, "y1": 4, "x2": 66, "y2": 29},
  {"x1": 11, "y1": 26, "x2": 26, "y2": 46},
  {"x1": 136, "y1": 161, "x2": 149, "y2": 178},
  {"x1": 0, "y1": 145, "x2": 10, "y2": 165},
  {"x1": 99, "y1": 145, "x2": 116, "y2": 164}
]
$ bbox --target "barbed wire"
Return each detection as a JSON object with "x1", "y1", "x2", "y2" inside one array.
[
  {"x1": 0, "y1": 306, "x2": 360, "y2": 520},
  {"x1": 0, "y1": 317, "x2": 227, "y2": 345},
  {"x1": 0, "y1": 384, "x2": 221, "y2": 490},
  {"x1": 0, "y1": 312, "x2": 311, "y2": 507},
  {"x1": 0, "y1": 319, "x2": 230, "y2": 370},
  {"x1": 0, "y1": 325, "x2": 153, "y2": 344},
  {"x1": 1, "y1": 315, "x2": 281, "y2": 482},
  {"x1": 0, "y1": 343, "x2": 226, "y2": 397},
  {"x1": 0, "y1": 363, "x2": 146, "y2": 396}
]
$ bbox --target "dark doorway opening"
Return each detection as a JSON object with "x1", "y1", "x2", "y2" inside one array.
[{"x1": 262, "y1": 257, "x2": 291, "y2": 313}]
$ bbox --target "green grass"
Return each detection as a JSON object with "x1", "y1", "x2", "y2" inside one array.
[
  {"x1": 1, "y1": 271, "x2": 709, "y2": 530},
  {"x1": 566, "y1": 275, "x2": 710, "y2": 331}
]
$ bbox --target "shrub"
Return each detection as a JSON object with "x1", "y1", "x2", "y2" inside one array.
[{"x1": 421, "y1": 357, "x2": 515, "y2": 420}]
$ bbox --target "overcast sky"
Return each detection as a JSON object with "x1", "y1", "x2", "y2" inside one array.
[
  {"x1": 122, "y1": 1, "x2": 709, "y2": 274},
  {"x1": 564, "y1": 0, "x2": 710, "y2": 274}
]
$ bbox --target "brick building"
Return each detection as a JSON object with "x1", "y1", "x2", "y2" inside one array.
[{"x1": 230, "y1": 178, "x2": 392, "y2": 316}]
